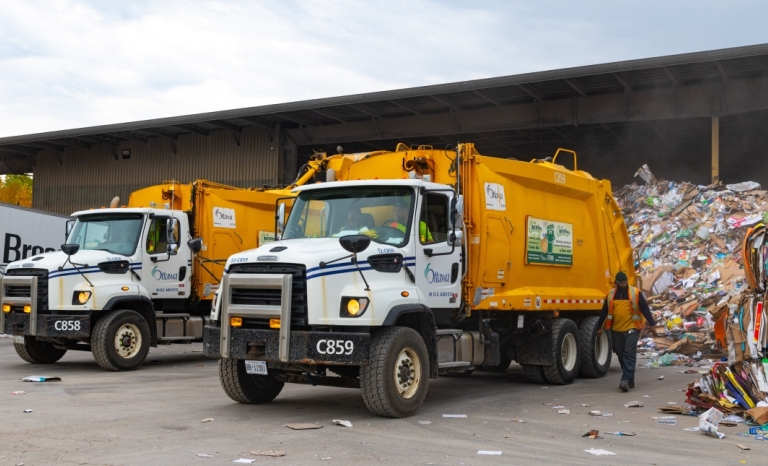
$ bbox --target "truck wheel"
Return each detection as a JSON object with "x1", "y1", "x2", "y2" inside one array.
[
  {"x1": 91, "y1": 310, "x2": 150, "y2": 371},
  {"x1": 521, "y1": 364, "x2": 546, "y2": 383},
  {"x1": 218, "y1": 358, "x2": 284, "y2": 404},
  {"x1": 578, "y1": 316, "x2": 611, "y2": 378},
  {"x1": 543, "y1": 318, "x2": 581, "y2": 385},
  {"x1": 14, "y1": 336, "x2": 67, "y2": 364},
  {"x1": 360, "y1": 327, "x2": 429, "y2": 418}
]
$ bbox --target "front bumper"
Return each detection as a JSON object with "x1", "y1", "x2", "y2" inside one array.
[
  {"x1": 1, "y1": 312, "x2": 90, "y2": 338},
  {"x1": 204, "y1": 326, "x2": 370, "y2": 365}
]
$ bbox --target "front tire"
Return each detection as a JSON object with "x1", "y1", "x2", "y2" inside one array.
[
  {"x1": 92, "y1": 310, "x2": 150, "y2": 371},
  {"x1": 218, "y1": 358, "x2": 284, "y2": 404},
  {"x1": 543, "y1": 318, "x2": 581, "y2": 385},
  {"x1": 360, "y1": 327, "x2": 430, "y2": 418},
  {"x1": 578, "y1": 316, "x2": 611, "y2": 378},
  {"x1": 14, "y1": 336, "x2": 67, "y2": 364}
]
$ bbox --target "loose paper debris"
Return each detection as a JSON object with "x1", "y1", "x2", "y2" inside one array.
[
  {"x1": 197, "y1": 454, "x2": 213, "y2": 458},
  {"x1": 442, "y1": 414, "x2": 467, "y2": 418},
  {"x1": 200, "y1": 418, "x2": 214, "y2": 423},
  {"x1": 285, "y1": 423, "x2": 323, "y2": 430},
  {"x1": 588, "y1": 411, "x2": 602, "y2": 416},
  {"x1": 557, "y1": 409, "x2": 570, "y2": 414},
  {"x1": 582, "y1": 430, "x2": 601, "y2": 439},
  {"x1": 624, "y1": 401, "x2": 644, "y2": 408},
  {"x1": 658, "y1": 375, "x2": 665, "y2": 380},
  {"x1": 605, "y1": 431, "x2": 636, "y2": 436},
  {"x1": 21, "y1": 376, "x2": 61, "y2": 382},
  {"x1": 11, "y1": 391, "x2": 25, "y2": 395},
  {"x1": 333, "y1": 419, "x2": 353, "y2": 427},
  {"x1": 23, "y1": 409, "x2": 32, "y2": 413},
  {"x1": 232, "y1": 459, "x2": 255, "y2": 464},
  {"x1": 251, "y1": 450, "x2": 285, "y2": 457},
  {"x1": 511, "y1": 419, "x2": 527, "y2": 423},
  {"x1": 417, "y1": 420, "x2": 432, "y2": 425},
  {"x1": 736, "y1": 444, "x2": 750, "y2": 450},
  {"x1": 699, "y1": 407, "x2": 725, "y2": 439},
  {"x1": 584, "y1": 448, "x2": 616, "y2": 456},
  {"x1": 477, "y1": 451, "x2": 502, "y2": 455}
]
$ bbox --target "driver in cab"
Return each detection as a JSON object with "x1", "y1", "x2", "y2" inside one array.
[
  {"x1": 389, "y1": 199, "x2": 433, "y2": 243},
  {"x1": 336, "y1": 207, "x2": 377, "y2": 238}
]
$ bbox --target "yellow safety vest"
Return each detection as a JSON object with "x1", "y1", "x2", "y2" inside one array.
[{"x1": 605, "y1": 286, "x2": 644, "y2": 331}]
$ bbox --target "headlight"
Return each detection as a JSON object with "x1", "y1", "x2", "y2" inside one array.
[
  {"x1": 72, "y1": 291, "x2": 92, "y2": 305},
  {"x1": 340, "y1": 297, "x2": 369, "y2": 318}
]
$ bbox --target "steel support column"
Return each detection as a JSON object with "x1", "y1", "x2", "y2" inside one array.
[{"x1": 711, "y1": 116, "x2": 720, "y2": 184}]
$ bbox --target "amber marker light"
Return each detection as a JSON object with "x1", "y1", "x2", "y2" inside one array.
[
  {"x1": 269, "y1": 318, "x2": 281, "y2": 329},
  {"x1": 230, "y1": 317, "x2": 242, "y2": 327},
  {"x1": 23, "y1": 305, "x2": 31, "y2": 313},
  {"x1": 2, "y1": 304, "x2": 10, "y2": 313},
  {"x1": 401, "y1": 291, "x2": 409, "y2": 297}
]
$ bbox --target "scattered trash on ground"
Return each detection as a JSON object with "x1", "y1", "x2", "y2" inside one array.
[
  {"x1": 320, "y1": 457, "x2": 331, "y2": 461},
  {"x1": 698, "y1": 408, "x2": 726, "y2": 439},
  {"x1": 23, "y1": 409, "x2": 32, "y2": 413},
  {"x1": 511, "y1": 419, "x2": 527, "y2": 423},
  {"x1": 332, "y1": 420, "x2": 353, "y2": 427},
  {"x1": 285, "y1": 423, "x2": 323, "y2": 430},
  {"x1": 200, "y1": 418, "x2": 214, "y2": 423},
  {"x1": 417, "y1": 420, "x2": 432, "y2": 425},
  {"x1": 657, "y1": 418, "x2": 678, "y2": 425},
  {"x1": 21, "y1": 376, "x2": 61, "y2": 382},
  {"x1": 580, "y1": 404, "x2": 590, "y2": 407},
  {"x1": 605, "y1": 431, "x2": 636, "y2": 436},
  {"x1": 251, "y1": 450, "x2": 285, "y2": 457},
  {"x1": 582, "y1": 430, "x2": 601, "y2": 439},
  {"x1": 197, "y1": 454, "x2": 213, "y2": 458},
  {"x1": 584, "y1": 448, "x2": 616, "y2": 456},
  {"x1": 736, "y1": 444, "x2": 751, "y2": 450},
  {"x1": 442, "y1": 414, "x2": 467, "y2": 418},
  {"x1": 11, "y1": 391, "x2": 25, "y2": 395},
  {"x1": 557, "y1": 409, "x2": 570, "y2": 414},
  {"x1": 588, "y1": 411, "x2": 602, "y2": 416},
  {"x1": 658, "y1": 375, "x2": 665, "y2": 380},
  {"x1": 477, "y1": 451, "x2": 502, "y2": 455},
  {"x1": 232, "y1": 459, "x2": 256, "y2": 464},
  {"x1": 624, "y1": 401, "x2": 644, "y2": 408}
]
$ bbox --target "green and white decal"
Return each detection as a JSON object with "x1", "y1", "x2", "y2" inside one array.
[{"x1": 525, "y1": 216, "x2": 573, "y2": 266}]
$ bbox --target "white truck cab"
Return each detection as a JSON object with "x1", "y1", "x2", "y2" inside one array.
[
  {"x1": 206, "y1": 179, "x2": 468, "y2": 417},
  {"x1": 1, "y1": 207, "x2": 206, "y2": 371}
]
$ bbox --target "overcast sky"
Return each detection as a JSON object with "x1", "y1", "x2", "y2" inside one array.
[{"x1": 1, "y1": 0, "x2": 766, "y2": 138}]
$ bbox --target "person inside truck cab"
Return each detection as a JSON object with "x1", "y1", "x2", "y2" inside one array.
[
  {"x1": 146, "y1": 218, "x2": 169, "y2": 254},
  {"x1": 339, "y1": 207, "x2": 374, "y2": 233},
  {"x1": 389, "y1": 199, "x2": 432, "y2": 243}
]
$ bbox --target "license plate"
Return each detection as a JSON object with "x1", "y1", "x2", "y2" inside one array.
[
  {"x1": 245, "y1": 360, "x2": 268, "y2": 375},
  {"x1": 14, "y1": 336, "x2": 25, "y2": 345}
]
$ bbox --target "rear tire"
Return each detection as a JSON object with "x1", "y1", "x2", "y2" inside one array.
[
  {"x1": 578, "y1": 316, "x2": 611, "y2": 378},
  {"x1": 521, "y1": 364, "x2": 547, "y2": 383},
  {"x1": 14, "y1": 336, "x2": 67, "y2": 364},
  {"x1": 92, "y1": 310, "x2": 150, "y2": 371},
  {"x1": 360, "y1": 327, "x2": 430, "y2": 418},
  {"x1": 218, "y1": 358, "x2": 284, "y2": 404},
  {"x1": 543, "y1": 318, "x2": 581, "y2": 385}
]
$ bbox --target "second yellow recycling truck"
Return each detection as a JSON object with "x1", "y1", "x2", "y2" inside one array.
[{"x1": 204, "y1": 142, "x2": 635, "y2": 417}]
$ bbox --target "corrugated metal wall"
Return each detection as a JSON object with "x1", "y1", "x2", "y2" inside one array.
[{"x1": 33, "y1": 127, "x2": 280, "y2": 214}]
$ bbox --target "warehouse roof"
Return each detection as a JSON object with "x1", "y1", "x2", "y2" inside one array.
[{"x1": 2, "y1": 42, "x2": 768, "y2": 173}]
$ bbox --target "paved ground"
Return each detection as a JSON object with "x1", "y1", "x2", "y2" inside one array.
[{"x1": 0, "y1": 337, "x2": 762, "y2": 466}]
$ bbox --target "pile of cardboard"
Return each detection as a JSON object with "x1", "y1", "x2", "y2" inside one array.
[{"x1": 614, "y1": 165, "x2": 766, "y2": 357}]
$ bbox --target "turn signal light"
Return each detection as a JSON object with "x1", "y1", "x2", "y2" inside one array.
[
  {"x1": 2, "y1": 304, "x2": 10, "y2": 313},
  {"x1": 121, "y1": 286, "x2": 129, "y2": 291},
  {"x1": 269, "y1": 318, "x2": 281, "y2": 329},
  {"x1": 23, "y1": 305, "x2": 31, "y2": 314},
  {"x1": 230, "y1": 317, "x2": 242, "y2": 327},
  {"x1": 401, "y1": 291, "x2": 409, "y2": 297}
]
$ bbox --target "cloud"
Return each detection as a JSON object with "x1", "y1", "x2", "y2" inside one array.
[{"x1": 0, "y1": 0, "x2": 765, "y2": 137}]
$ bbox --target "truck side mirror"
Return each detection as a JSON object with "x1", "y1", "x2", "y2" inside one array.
[
  {"x1": 167, "y1": 218, "x2": 180, "y2": 246},
  {"x1": 339, "y1": 235, "x2": 371, "y2": 254},
  {"x1": 451, "y1": 195, "x2": 464, "y2": 230},
  {"x1": 61, "y1": 244, "x2": 80, "y2": 256},
  {"x1": 276, "y1": 203, "x2": 286, "y2": 237},
  {"x1": 187, "y1": 237, "x2": 202, "y2": 253}
]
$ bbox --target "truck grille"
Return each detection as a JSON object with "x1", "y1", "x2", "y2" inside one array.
[
  {"x1": 5, "y1": 269, "x2": 49, "y2": 312},
  {"x1": 228, "y1": 263, "x2": 307, "y2": 327}
]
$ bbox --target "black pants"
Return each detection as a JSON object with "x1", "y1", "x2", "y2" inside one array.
[{"x1": 611, "y1": 329, "x2": 639, "y2": 383}]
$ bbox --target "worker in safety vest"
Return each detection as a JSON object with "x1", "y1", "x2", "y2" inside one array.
[
  {"x1": 596, "y1": 271, "x2": 656, "y2": 392},
  {"x1": 390, "y1": 199, "x2": 432, "y2": 243}
]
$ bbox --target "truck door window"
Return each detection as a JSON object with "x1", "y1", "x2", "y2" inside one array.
[
  {"x1": 420, "y1": 193, "x2": 449, "y2": 244},
  {"x1": 147, "y1": 217, "x2": 170, "y2": 254}
]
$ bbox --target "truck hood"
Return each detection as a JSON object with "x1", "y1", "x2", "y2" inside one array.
[
  {"x1": 6, "y1": 249, "x2": 138, "y2": 278},
  {"x1": 226, "y1": 238, "x2": 411, "y2": 274}
]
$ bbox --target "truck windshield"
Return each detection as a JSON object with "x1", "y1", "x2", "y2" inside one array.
[
  {"x1": 66, "y1": 214, "x2": 144, "y2": 256},
  {"x1": 283, "y1": 187, "x2": 415, "y2": 247}
]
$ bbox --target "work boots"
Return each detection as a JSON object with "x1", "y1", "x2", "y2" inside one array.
[{"x1": 619, "y1": 380, "x2": 629, "y2": 392}]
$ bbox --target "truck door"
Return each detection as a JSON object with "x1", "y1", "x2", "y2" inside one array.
[
  {"x1": 415, "y1": 191, "x2": 462, "y2": 309},
  {"x1": 143, "y1": 215, "x2": 190, "y2": 299}
]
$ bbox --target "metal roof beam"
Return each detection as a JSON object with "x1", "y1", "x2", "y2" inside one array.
[
  {"x1": 309, "y1": 108, "x2": 346, "y2": 123},
  {"x1": 612, "y1": 72, "x2": 634, "y2": 92},
  {"x1": 172, "y1": 124, "x2": 209, "y2": 136},
  {"x1": 563, "y1": 78, "x2": 589, "y2": 96},
  {"x1": 275, "y1": 113, "x2": 314, "y2": 126},
  {"x1": 21, "y1": 141, "x2": 64, "y2": 152},
  {"x1": 110, "y1": 131, "x2": 148, "y2": 143},
  {"x1": 388, "y1": 99, "x2": 421, "y2": 115},
  {"x1": 429, "y1": 94, "x2": 459, "y2": 111},
  {"x1": 57, "y1": 138, "x2": 92, "y2": 149},
  {"x1": 84, "y1": 135, "x2": 121, "y2": 146},
  {"x1": 0, "y1": 146, "x2": 38, "y2": 156},
  {"x1": 715, "y1": 60, "x2": 729, "y2": 81},
  {"x1": 346, "y1": 104, "x2": 381, "y2": 119},
  {"x1": 140, "y1": 128, "x2": 177, "y2": 140},
  {"x1": 238, "y1": 115, "x2": 276, "y2": 128},
  {"x1": 208, "y1": 120, "x2": 243, "y2": 133},
  {"x1": 517, "y1": 84, "x2": 544, "y2": 102},
  {"x1": 472, "y1": 89, "x2": 502, "y2": 106},
  {"x1": 663, "y1": 66, "x2": 681, "y2": 86}
]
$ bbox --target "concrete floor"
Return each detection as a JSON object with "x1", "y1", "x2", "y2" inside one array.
[{"x1": 0, "y1": 337, "x2": 762, "y2": 465}]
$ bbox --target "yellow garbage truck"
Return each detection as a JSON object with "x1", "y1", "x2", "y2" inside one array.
[
  {"x1": 205, "y1": 143, "x2": 635, "y2": 417},
  {"x1": 1, "y1": 180, "x2": 287, "y2": 371}
]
